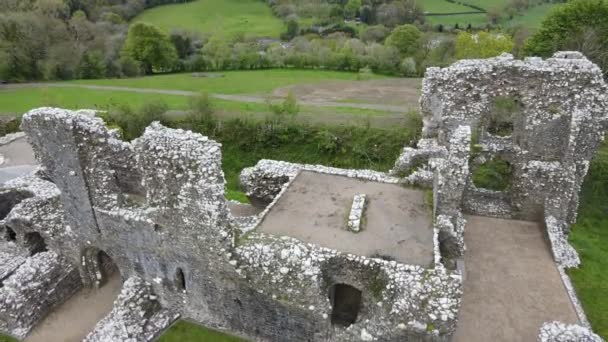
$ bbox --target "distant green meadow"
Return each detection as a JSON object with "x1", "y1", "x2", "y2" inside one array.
[{"x1": 133, "y1": 0, "x2": 284, "y2": 38}]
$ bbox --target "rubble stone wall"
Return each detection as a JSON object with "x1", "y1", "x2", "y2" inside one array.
[
  {"x1": 0, "y1": 251, "x2": 81, "y2": 339},
  {"x1": 421, "y1": 52, "x2": 607, "y2": 223},
  {"x1": 84, "y1": 276, "x2": 177, "y2": 342}
]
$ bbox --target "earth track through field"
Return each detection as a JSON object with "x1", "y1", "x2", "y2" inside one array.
[{"x1": 1, "y1": 83, "x2": 411, "y2": 113}]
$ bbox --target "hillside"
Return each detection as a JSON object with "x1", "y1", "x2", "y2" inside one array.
[
  {"x1": 421, "y1": 0, "x2": 563, "y2": 28},
  {"x1": 132, "y1": 0, "x2": 284, "y2": 38}
]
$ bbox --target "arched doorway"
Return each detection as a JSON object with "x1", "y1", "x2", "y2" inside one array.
[
  {"x1": 4, "y1": 227, "x2": 16, "y2": 241},
  {"x1": 328, "y1": 283, "x2": 362, "y2": 327},
  {"x1": 97, "y1": 250, "x2": 119, "y2": 287},
  {"x1": 175, "y1": 267, "x2": 186, "y2": 292},
  {"x1": 83, "y1": 247, "x2": 120, "y2": 288},
  {"x1": 23, "y1": 231, "x2": 47, "y2": 255}
]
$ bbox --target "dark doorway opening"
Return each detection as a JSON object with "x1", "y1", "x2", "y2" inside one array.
[
  {"x1": 4, "y1": 227, "x2": 16, "y2": 241},
  {"x1": 329, "y1": 284, "x2": 362, "y2": 327},
  {"x1": 24, "y1": 232, "x2": 47, "y2": 255},
  {"x1": 97, "y1": 250, "x2": 119, "y2": 287},
  {"x1": 175, "y1": 267, "x2": 186, "y2": 291}
]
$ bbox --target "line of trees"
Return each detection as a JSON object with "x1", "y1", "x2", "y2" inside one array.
[{"x1": 0, "y1": 0, "x2": 192, "y2": 81}]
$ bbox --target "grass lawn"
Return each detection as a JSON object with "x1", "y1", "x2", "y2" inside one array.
[
  {"x1": 425, "y1": 13, "x2": 489, "y2": 28},
  {"x1": 132, "y1": 0, "x2": 284, "y2": 39},
  {"x1": 501, "y1": 3, "x2": 562, "y2": 30},
  {"x1": 458, "y1": 0, "x2": 507, "y2": 10},
  {"x1": 69, "y1": 69, "x2": 386, "y2": 95},
  {"x1": 421, "y1": 0, "x2": 481, "y2": 13},
  {"x1": 569, "y1": 142, "x2": 608, "y2": 339},
  {"x1": 0, "y1": 87, "x2": 394, "y2": 119},
  {"x1": 157, "y1": 320, "x2": 247, "y2": 342}
]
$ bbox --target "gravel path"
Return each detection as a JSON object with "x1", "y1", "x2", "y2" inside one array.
[{"x1": 453, "y1": 216, "x2": 579, "y2": 342}]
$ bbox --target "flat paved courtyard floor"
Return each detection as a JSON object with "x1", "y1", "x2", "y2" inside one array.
[
  {"x1": 257, "y1": 171, "x2": 434, "y2": 266},
  {"x1": 453, "y1": 216, "x2": 579, "y2": 342},
  {"x1": 0, "y1": 135, "x2": 37, "y2": 184},
  {"x1": 25, "y1": 275, "x2": 122, "y2": 342}
]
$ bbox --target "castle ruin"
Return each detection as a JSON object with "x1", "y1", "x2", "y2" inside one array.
[{"x1": 0, "y1": 52, "x2": 606, "y2": 342}]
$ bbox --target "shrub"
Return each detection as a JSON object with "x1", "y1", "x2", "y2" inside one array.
[
  {"x1": 400, "y1": 57, "x2": 417, "y2": 76},
  {"x1": 472, "y1": 157, "x2": 512, "y2": 191},
  {"x1": 267, "y1": 91, "x2": 300, "y2": 121},
  {"x1": 188, "y1": 92, "x2": 214, "y2": 121},
  {"x1": 0, "y1": 117, "x2": 21, "y2": 137}
]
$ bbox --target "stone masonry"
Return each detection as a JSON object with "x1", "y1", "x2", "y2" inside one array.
[{"x1": 0, "y1": 51, "x2": 606, "y2": 342}]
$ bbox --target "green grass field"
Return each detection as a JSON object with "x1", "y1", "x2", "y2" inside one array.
[
  {"x1": 569, "y1": 142, "x2": 608, "y2": 339},
  {"x1": 69, "y1": 69, "x2": 385, "y2": 95},
  {"x1": 425, "y1": 13, "x2": 489, "y2": 28},
  {"x1": 157, "y1": 320, "x2": 247, "y2": 342},
  {"x1": 0, "y1": 87, "x2": 393, "y2": 119},
  {"x1": 456, "y1": 0, "x2": 507, "y2": 10},
  {"x1": 502, "y1": 3, "x2": 562, "y2": 29},
  {"x1": 421, "y1": 0, "x2": 479, "y2": 13},
  {"x1": 133, "y1": 0, "x2": 284, "y2": 38},
  {"x1": 422, "y1": 0, "x2": 560, "y2": 29}
]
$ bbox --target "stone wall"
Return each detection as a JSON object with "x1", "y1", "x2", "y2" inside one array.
[
  {"x1": 0, "y1": 251, "x2": 81, "y2": 339},
  {"x1": 420, "y1": 52, "x2": 607, "y2": 223},
  {"x1": 538, "y1": 321, "x2": 603, "y2": 342},
  {"x1": 84, "y1": 276, "x2": 177, "y2": 342},
  {"x1": 15, "y1": 108, "x2": 453, "y2": 342},
  {"x1": 235, "y1": 233, "x2": 461, "y2": 341}
]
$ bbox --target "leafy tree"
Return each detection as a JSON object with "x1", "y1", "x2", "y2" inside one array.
[
  {"x1": 79, "y1": 51, "x2": 106, "y2": 79},
  {"x1": 122, "y1": 22, "x2": 177, "y2": 74},
  {"x1": 202, "y1": 36, "x2": 231, "y2": 70},
  {"x1": 285, "y1": 16, "x2": 300, "y2": 40},
  {"x1": 170, "y1": 31, "x2": 194, "y2": 59},
  {"x1": 345, "y1": 0, "x2": 361, "y2": 19},
  {"x1": 360, "y1": 25, "x2": 390, "y2": 43},
  {"x1": 359, "y1": 5, "x2": 373, "y2": 24},
  {"x1": 385, "y1": 24, "x2": 422, "y2": 56},
  {"x1": 455, "y1": 31, "x2": 514, "y2": 59},
  {"x1": 524, "y1": 0, "x2": 608, "y2": 76}
]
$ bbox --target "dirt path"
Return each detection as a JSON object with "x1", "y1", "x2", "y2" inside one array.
[
  {"x1": 2, "y1": 83, "x2": 409, "y2": 113},
  {"x1": 25, "y1": 275, "x2": 122, "y2": 342},
  {"x1": 273, "y1": 78, "x2": 422, "y2": 108},
  {"x1": 453, "y1": 216, "x2": 579, "y2": 342}
]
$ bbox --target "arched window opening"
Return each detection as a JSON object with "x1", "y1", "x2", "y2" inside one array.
[
  {"x1": 328, "y1": 284, "x2": 362, "y2": 327},
  {"x1": 24, "y1": 232, "x2": 47, "y2": 255},
  {"x1": 4, "y1": 227, "x2": 16, "y2": 241},
  {"x1": 175, "y1": 268, "x2": 186, "y2": 291}
]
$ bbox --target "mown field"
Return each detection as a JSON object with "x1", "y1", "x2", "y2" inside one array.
[
  {"x1": 421, "y1": 0, "x2": 562, "y2": 29},
  {"x1": 69, "y1": 69, "x2": 385, "y2": 95},
  {"x1": 133, "y1": 0, "x2": 284, "y2": 38},
  {"x1": 421, "y1": 0, "x2": 477, "y2": 13}
]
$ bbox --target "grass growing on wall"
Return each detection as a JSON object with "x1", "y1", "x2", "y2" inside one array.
[
  {"x1": 568, "y1": 142, "x2": 608, "y2": 339},
  {"x1": 157, "y1": 320, "x2": 247, "y2": 342},
  {"x1": 472, "y1": 157, "x2": 512, "y2": 191}
]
